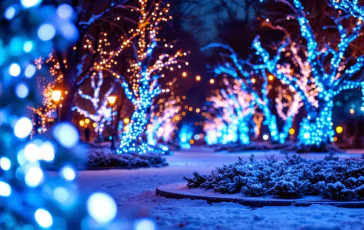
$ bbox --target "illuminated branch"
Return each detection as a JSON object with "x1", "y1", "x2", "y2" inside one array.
[
  {"x1": 72, "y1": 71, "x2": 115, "y2": 139},
  {"x1": 330, "y1": 0, "x2": 364, "y2": 18}
]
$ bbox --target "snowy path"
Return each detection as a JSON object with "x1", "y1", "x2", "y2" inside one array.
[{"x1": 77, "y1": 147, "x2": 364, "y2": 230}]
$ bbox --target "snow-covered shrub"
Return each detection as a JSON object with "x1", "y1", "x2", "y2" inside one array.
[
  {"x1": 318, "y1": 181, "x2": 356, "y2": 201},
  {"x1": 183, "y1": 172, "x2": 207, "y2": 188},
  {"x1": 242, "y1": 181, "x2": 266, "y2": 197},
  {"x1": 271, "y1": 178, "x2": 309, "y2": 198},
  {"x1": 184, "y1": 154, "x2": 364, "y2": 200},
  {"x1": 87, "y1": 148, "x2": 168, "y2": 168}
]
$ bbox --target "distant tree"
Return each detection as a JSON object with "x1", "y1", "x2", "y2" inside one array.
[{"x1": 72, "y1": 71, "x2": 115, "y2": 141}]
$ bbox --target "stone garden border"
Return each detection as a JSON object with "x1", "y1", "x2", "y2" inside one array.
[{"x1": 156, "y1": 183, "x2": 364, "y2": 208}]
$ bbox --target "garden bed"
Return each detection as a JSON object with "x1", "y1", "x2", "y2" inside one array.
[
  {"x1": 183, "y1": 153, "x2": 364, "y2": 201},
  {"x1": 214, "y1": 142, "x2": 346, "y2": 153},
  {"x1": 86, "y1": 148, "x2": 168, "y2": 169}
]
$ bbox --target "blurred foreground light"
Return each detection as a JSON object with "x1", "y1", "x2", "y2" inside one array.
[
  {"x1": 53, "y1": 123, "x2": 79, "y2": 148},
  {"x1": 25, "y1": 167, "x2": 44, "y2": 187},
  {"x1": 38, "y1": 24, "x2": 56, "y2": 41},
  {"x1": 134, "y1": 218, "x2": 156, "y2": 230},
  {"x1": 54, "y1": 187, "x2": 69, "y2": 203},
  {"x1": 40, "y1": 142, "x2": 55, "y2": 162},
  {"x1": 60, "y1": 165, "x2": 76, "y2": 181},
  {"x1": 25, "y1": 64, "x2": 36, "y2": 78},
  {"x1": 9, "y1": 63, "x2": 21, "y2": 77},
  {"x1": 0, "y1": 181, "x2": 11, "y2": 197},
  {"x1": 24, "y1": 143, "x2": 39, "y2": 162},
  {"x1": 0, "y1": 157, "x2": 11, "y2": 171},
  {"x1": 23, "y1": 41, "x2": 33, "y2": 53},
  {"x1": 57, "y1": 4, "x2": 73, "y2": 20},
  {"x1": 34, "y1": 209, "x2": 53, "y2": 228},
  {"x1": 263, "y1": 134, "x2": 269, "y2": 141},
  {"x1": 16, "y1": 83, "x2": 29, "y2": 98},
  {"x1": 60, "y1": 23, "x2": 78, "y2": 41},
  {"x1": 21, "y1": 0, "x2": 42, "y2": 8},
  {"x1": 14, "y1": 117, "x2": 33, "y2": 138},
  {"x1": 4, "y1": 7, "x2": 16, "y2": 20},
  {"x1": 87, "y1": 192, "x2": 117, "y2": 224}
]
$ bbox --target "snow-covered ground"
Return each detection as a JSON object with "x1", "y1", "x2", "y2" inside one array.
[{"x1": 77, "y1": 147, "x2": 364, "y2": 230}]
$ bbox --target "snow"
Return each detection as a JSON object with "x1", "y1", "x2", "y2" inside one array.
[{"x1": 77, "y1": 147, "x2": 364, "y2": 230}]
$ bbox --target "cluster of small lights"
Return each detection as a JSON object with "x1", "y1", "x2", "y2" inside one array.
[
  {"x1": 0, "y1": 1, "x2": 156, "y2": 228},
  {"x1": 29, "y1": 1, "x2": 144, "y2": 133},
  {"x1": 30, "y1": 51, "x2": 73, "y2": 137},
  {"x1": 203, "y1": 41, "x2": 303, "y2": 144}
]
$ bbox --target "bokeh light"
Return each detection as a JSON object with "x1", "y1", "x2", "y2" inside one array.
[{"x1": 87, "y1": 192, "x2": 117, "y2": 224}]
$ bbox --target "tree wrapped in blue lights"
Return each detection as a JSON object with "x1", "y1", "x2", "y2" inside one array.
[
  {"x1": 0, "y1": 1, "x2": 127, "y2": 228},
  {"x1": 253, "y1": 0, "x2": 364, "y2": 150},
  {"x1": 117, "y1": 0, "x2": 184, "y2": 154},
  {"x1": 203, "y1": 43, "x2": 302, "y2": 144},
  {"x1": 72, "y1": 71, "x2": 115, "y2": 140},
  {"x1": 204, "y1": 79, "x2": 259, "y2": 145}
]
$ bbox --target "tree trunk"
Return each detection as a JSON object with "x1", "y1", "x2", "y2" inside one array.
[
  {"x1": 298, "y1": 100, "x2": 334, "y2": 147},
  {"x1": 117, "y1": 105, "x2": 148, "y2": 154},
  {"x1": 60, "y1": 82, "x2": 77, "y2": 122}
]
